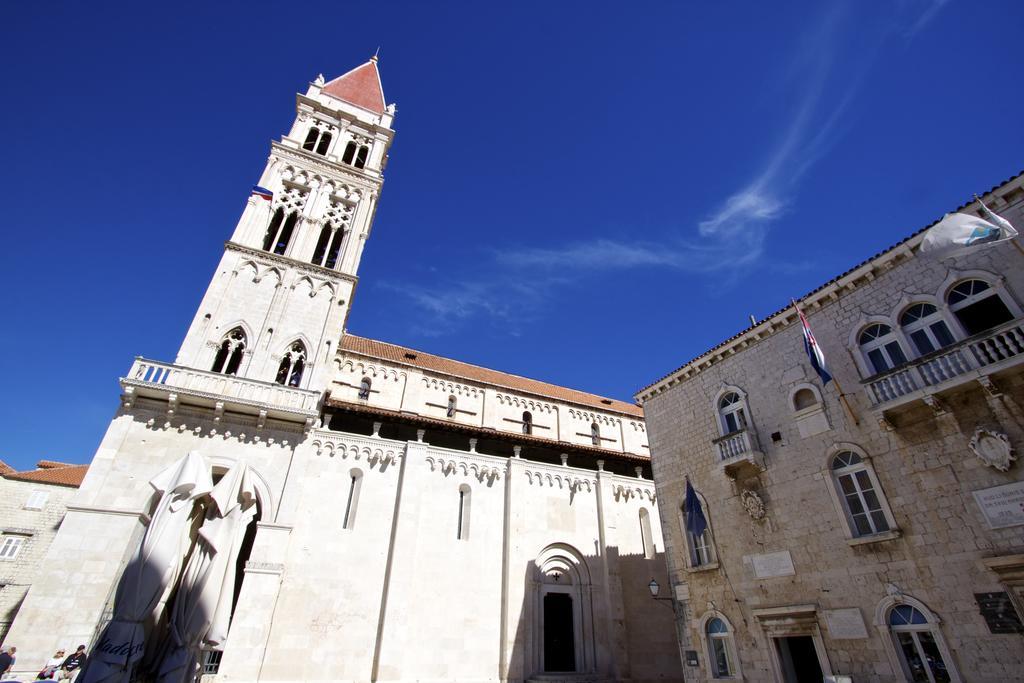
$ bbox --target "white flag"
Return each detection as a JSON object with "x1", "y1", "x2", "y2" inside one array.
[{"x1": 919, "y1": 201, "x2": 1018, "y2": 256}]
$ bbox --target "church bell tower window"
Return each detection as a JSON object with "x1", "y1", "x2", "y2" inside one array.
[
  {"x1": 275, "y1": 342, "x2": 307, "y2": 387},
  {"x1": 342, "y1": 141, "x2": 370, "y2": 169},
  {"x1": 211, "y1": 328, "x2": 247, "y2": 375}
]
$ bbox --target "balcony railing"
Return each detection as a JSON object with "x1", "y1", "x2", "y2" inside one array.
[
  {"x1": 865, "y1": 319, "x2": 1024, "y2": 407},
  {"x1": 122, "y1": 358, "x2": 321, "y2": 419},
  {"x1": 712, "y1": 428, "x2": 765, "y2": 476}
]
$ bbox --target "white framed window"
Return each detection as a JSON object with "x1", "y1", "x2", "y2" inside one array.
[
  {"x1": 447, "y1": 395, "x2": 457, "y2": 418},
  {"x1": 0, "y1": 535, "x2": 26, "y2": 560},
  {"x1": 875, "y1": 596, "x2": 961, "y2": 683},
  {"x1": 302, "y1": 127, "x2": 332, "y2": 156},
  {"x1": 590, "y1": 422, "x2": 601, "y2": 445},
  {"x1": 342, "y1": 141, "x2": 370, "y2": 169},
  {"x1": 858, "y1": 323, "x2": 908, "y2": 375},
  {"x1": 946, "y1": 278, "x2": 1015, "y2": 336},
  {"x1": 899, "y1": 303, "x2": 956, "y2": 356},
  {"x1": 24, "y1": 490, "x2": 49, "y2": 510},
  {"x1": 522, "y1": 411, "x2": 533, "y2": 435},
  {"x1": 825, "y1": 446, "x2": 898, "y2": 542},
  {"x1": 717, "y1": 392, "x2": 747, "y2": 435},
  {"x1": 699, "y1": 611, "x2": 741, "y2": 679}
]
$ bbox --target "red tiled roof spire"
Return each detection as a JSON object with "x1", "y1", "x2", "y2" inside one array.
[{"x1": 322, "y1": 56, "x2": 386, "y2": 115}]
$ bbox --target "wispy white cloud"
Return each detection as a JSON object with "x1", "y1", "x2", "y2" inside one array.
[
  {"x1": 905, "y1": 0, "x2": 952, "y2": 38},
  {"x1": 380, "y1": 2, "x2": 922, "y2": 332}
]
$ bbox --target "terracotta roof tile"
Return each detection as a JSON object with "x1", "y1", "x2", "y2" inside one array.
[
  {"x1": 341, "y1": 334, "x2": 644, "y2": 418},
  {"x1": 322, "y1": 59, "x2": 386, "y2": 115},
  {"x1": 4, "y1": 463, "x2": 88, "y2": 488},
  {"x1": 37, "y1": 460, "x2": 77, "y2": 469},
  {"x1": 0, "y1": 460, "x2": 13, "y2": 475}
]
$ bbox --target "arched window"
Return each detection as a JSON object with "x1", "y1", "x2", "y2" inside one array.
[
  {"x1": 590, "y1": 422, "x2": 600, "y2": 446},
  {"x1": 792, "y1": 387, "x2": 818, "y2": 411},
  {"x1": 211, "y1": 328, "x2": 246, "y2": 375},
  {"x1": 522, "y1": 411, "x2": 533, "y2": 435},
  {"x1": 302, "y1": 127, "x2": 332, "y2": 156},
  {"x1": 858, "y1": 324, "x2": 908, "y2": 375},
  {"x1": 261, "y1": 207, "x2": 298, "y2": 255},
  {"x1": 639, "y1": 508, "x2": 654, "y2": 559},
  {"x1": 312, "y1": 225, "x2": 345, "y2": 269},
  {"x1": 342, "y1": 469, "x2": 363, "y2": 530},
  {"x1": 342, "y1": 141, "x2": 370, "y2": 169},
  {"x1": 830, "y1": 450, "x2": 893, "y2": 538},
  {"x1": 457, "y1": 484, "x2": 471, "y2": 540},
  {"x1": 358, "y1": 377, "x2": 371, "y2": 400},
  {"x1": 900, "y1": 303, "x2": 956, "y2": 356},
  {"x1": 880, "y1": 600, "x2": 960, "y2": 683},
  {"x1": 702, "y1": 615, "x2": 738, "y2": 679},
  {"x1": 718, "y1": 392, "x2": 747, "y2": 435},
  {"x1": 274, "y1": 341, "x2": 306, "y2": 387},
  {"x1": 947, "y1": 279, "x2": 1014, "y2": 336},
  {"x1": 315, "y1": 132, "x2": 332, "y2": 156},
  {"x1": 447, "y1": 395, "x2": 457, "y2": 418},
  {"x1": 302, "y1": 128, "x2": 319, "y2": 151}
]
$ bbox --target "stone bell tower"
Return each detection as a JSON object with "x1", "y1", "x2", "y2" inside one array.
[{"x1": 174, "y1": 57, "x2": 395, "y2": 393}]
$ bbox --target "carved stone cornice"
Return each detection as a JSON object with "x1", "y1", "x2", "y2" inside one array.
[
  {"x1": 271, "y1": 141, "x2": 380, "y2": 189},
  {"x1": 225, "y1": 241, "x2": 358, "y2": 285}
]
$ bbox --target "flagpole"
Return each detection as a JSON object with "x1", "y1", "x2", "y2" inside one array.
[{"x1": 792, "y1": 300, "x2": 859, "y2": 427}]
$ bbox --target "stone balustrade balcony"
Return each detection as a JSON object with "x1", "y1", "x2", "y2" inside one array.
[
  {"x1": 712, "y1": 427, "x2": 765, "y2": 477},
  {"x1": 863, "y1": 319, "x2": 1024, "y2": 416},
  {"x1": 120, "y1": 358, "x2": 321, "y2": 425}
]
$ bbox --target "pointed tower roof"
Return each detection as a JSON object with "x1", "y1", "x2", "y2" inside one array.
[{"x1": 322, "y1": 57, "x2": 386, "y2": 115}]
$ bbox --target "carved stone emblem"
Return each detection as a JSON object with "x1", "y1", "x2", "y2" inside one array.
[
  {"x1": 969, "y1": 429, "x2": 1016, "y2": 472},
  {"x1": 740, "y1": 489, "x2": 766, "y2": 520}
]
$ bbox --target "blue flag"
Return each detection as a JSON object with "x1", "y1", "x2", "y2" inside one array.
[
  {"x1": 684, "y1": 479, "x2": 707, "y2": 539},
  {"x1": 795, "y1": 301, "x2": 832, "y2": 385}
]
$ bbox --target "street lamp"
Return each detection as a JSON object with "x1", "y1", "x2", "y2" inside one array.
[{"x1": 648, "y1": 579, "x2": 673, "y2": 608}]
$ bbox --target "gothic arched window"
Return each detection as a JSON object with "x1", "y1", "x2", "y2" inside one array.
[
  {"x1": 884, "y1": 602, "x2": 959, "y2": 682},
  {"x1": 302, "y1": 128, "x2": 319, "y2": 151},
  {"x1": 858, "y1": 323, "x2": 908, "y2": 375},
  {"x1": 312, "y1": 225, "x2": 346, "y2": 270},
  {"x1": 342, "y1": 141, "x2": 370, "y2": 169},
  {"x1": 211, "y1": 328, "x2": 246, "y2": 376},
  {"x1": 261, "y1": 207, "x2": 299, "y2": 256},
  {"x1": 522, "y1": 411, "x2": 533, "y2": 435},
  {"x1": 946, "y1": 278, "x2": 1014, "y2": 336},
  {"x1": 447, "y1": 395, "x2": 457, "y2": 418},
  {"x1": 302, "y1": 127, "x2": 332, "y2": 156},
  {"x1": 275, "y1": 341, "x2": 306, "y2": 387},
  {"x1": 315, "y1": 132, "x2": 332, "y2": 156},
  {"x1": 358, "y1": 377, "x2": 371, "y2": 400},
  {"x1": 590, "y1": 422, "x2": 600, "y2": 446},
  {"x1": 900, "y1": 303, "x2": 955, "y2": 356}
]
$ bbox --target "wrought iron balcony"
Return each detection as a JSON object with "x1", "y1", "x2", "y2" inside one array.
[
  {"x1": 121, "y1": 358, "x2": 321, "y2": 425},
  {"x1": 864, "y1": 319, "x2": 1024, "y2": 411},
  {"x1": 712, "y1": 428, "x2": 765, "y2": 477}
]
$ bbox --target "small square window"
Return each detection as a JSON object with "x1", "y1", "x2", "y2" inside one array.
[
  {"x1": 0, "y1": 536, "x2": 26, "y2": 560},
  {"x1": 25, "y1": 490, "x2": 49, "y2": 510}
]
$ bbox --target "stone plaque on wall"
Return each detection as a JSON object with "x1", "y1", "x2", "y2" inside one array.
[
  {"x1": 823, "y1": 608, "x2": 868, "y2": 639},
  {"x1": 975, "y1": 592, "x2": 1024, "y2": 634},
  {"x1": 747, "y1": 550, "x2": 795, "y2": 578},
  {"x1": 973, "y1": 481, "x2": 1024, "y2": 529}
]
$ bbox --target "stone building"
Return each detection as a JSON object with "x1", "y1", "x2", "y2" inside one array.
[
  {"x1": 3, "y1": 59, "x2": 683, "y2": 683},
  {"x1": 637, "y1": 172, "x2": 1024, "y2": 682},
  {"x1": 0, "y1": 460, "x2": 89, "y2": 641}
]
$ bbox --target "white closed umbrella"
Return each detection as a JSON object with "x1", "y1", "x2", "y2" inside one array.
[
  {"x1": 82, "y1": 452, "x2": 213, "y2": 683},
  {"x1": 158, "y1": 462, "x2": 258, "y2": 683}
]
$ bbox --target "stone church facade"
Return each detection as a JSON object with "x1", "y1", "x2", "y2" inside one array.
[
  {"x1": 638, "y1": 172, "x2": 1024, "y2": 682},
  {"x1": 2, "y1": 60, "x2": 683, "y2": 683}
]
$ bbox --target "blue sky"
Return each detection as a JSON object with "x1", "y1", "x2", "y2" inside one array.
[{"x1": 1, "y1": 1, "x2": 1021, "y2": 469}]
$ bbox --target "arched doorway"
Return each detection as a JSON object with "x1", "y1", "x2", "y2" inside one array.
[{"x1": 532, "y1": 544, "x2": 595, "y2": 676}]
